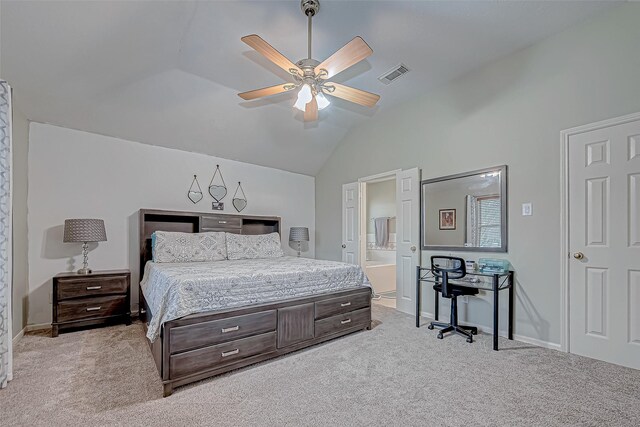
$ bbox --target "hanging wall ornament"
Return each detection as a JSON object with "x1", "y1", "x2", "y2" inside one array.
[
  {"x1": 232, "y1": 181, "x2": 247, "y2": 212},
  {"x1": 208, "y1": 164, "x2": 228, "y2": 202},
  {"x1": 187, "y1": 175, "x2": 203, "y2": 204}
]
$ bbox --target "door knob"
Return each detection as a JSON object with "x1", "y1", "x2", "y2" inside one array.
[
  {"x1": 342, "y1": 244, "x2": 346, "y2": 249},
  {"x1": 573, "y1": 252, "x2": 585, "y2": 260},
  {"x1": 410, "y1": 245, "x2": 417, "y2": 252}
]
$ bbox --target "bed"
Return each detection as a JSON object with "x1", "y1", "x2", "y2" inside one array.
[{"x1": 137, "y1": 209, "x2": 372, "y2": 397}]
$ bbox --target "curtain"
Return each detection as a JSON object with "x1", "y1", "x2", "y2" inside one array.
[
  {"x1": 0, "y1": 80, "x2": 13, "y2": 388},
  {"x1": 465, "y1": 195, "x2": 477, "y2": 246}
]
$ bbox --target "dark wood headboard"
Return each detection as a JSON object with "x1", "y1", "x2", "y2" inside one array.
[{"x1": 138, "y1": 209, "x2": 281, "y2": 283}]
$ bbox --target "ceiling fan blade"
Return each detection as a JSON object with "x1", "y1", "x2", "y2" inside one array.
[
  {"x1": 304, "y1": 97, "x2": 318, "y2": 122},
  {"x1": 238, "y1": 83, "x2": 296, "y2": 100},
  {"x1": 314, "y1": 36, "x2": 372, "y2": 79},
  {"x1": 241, "y1": 34, "x2": 301, "y2": 75},
  {"x1": 325, "y1": 83, "x2": 380, "y2": 107}
]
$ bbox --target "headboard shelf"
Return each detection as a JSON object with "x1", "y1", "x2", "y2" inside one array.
[{"x1": 138, "y1": 209, "x2": 281, "y2": 283}]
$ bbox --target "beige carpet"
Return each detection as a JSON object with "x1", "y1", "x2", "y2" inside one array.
[{"x1": 2, "y1": 306, "x2": 639, "y2": 426}]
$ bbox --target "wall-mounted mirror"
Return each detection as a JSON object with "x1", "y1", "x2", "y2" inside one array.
[{"x1": 421, "y1": 165, "x2": 507, "y2": 252}]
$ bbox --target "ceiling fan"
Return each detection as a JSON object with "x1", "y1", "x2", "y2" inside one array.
[{"x1": 238, "y1": 0, "x2": 380, "y2": 122}]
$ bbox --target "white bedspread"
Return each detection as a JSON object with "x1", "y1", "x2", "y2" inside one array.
[{"x1": 141, "y1": 256, "x2": 371, "y2": 341}]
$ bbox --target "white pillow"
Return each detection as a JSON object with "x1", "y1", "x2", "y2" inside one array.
[
  {"x1": 225, "y1": 232, "x2": 284, "y2": 260},
  {"x1": 153, "y1": 231, "x2": 227, "y2": 263}
]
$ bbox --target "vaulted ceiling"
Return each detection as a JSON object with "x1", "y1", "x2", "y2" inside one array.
[{"x1": 1, "y1": 1, "x2": 617, "y2": 175}]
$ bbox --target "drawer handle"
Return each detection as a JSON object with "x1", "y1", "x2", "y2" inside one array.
[
  {"x1": 341, "y1": 318, "x2": 352, "y2": 325},
  {"x1": 340, "y1": 302, "x2": 351, "y2": 307},
  {"x1": 221, "y1": 326, "x2": 239, "y2": 333},
  {"x1": 86, "y1": 306, "x2": 102, "y2": 312},
  {"x1": 219, "y1": 220, "x2": 227, "y2": 224},
  {"x1": 221, "y1": 349, "x2": 239, "y2": 357},
  {"x1": 86, "y1": 286, "x2": 102, "y2": 290}
]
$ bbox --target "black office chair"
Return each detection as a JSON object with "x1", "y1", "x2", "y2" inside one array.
[{"x1": 427, "y1": 256, "x2": 479, "y2": 343}]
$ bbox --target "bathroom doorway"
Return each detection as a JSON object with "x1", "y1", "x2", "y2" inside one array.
[
  {"x1": 342, "y1": 167, "x2": 420, "y2": 314},
  {"x1": 360, "y1": 173, "x2": 397, "y2": 309}
]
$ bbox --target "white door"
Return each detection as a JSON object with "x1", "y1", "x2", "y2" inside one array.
[
  {"x1": 342, "y1": 182, "x2": 359, "y2": 264},
  {"x1": 568, "y1": 117, "x2": 640, "y2": 369},
  {"x1": 396, "y1": 168, "x2": 421, "y2": 314}
]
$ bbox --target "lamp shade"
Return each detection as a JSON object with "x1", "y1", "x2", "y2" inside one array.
[
  {"x1": 63, "y1": 219, "x2": 107, "y2": 243},
  {"x1": 289, "y1": 227, "x2": 309, "y2": 242}
]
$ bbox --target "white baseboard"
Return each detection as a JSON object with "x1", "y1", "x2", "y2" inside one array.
[
  {"x1": 12, "y1": 313, "x2": 140, "y2": 345},
  {"x1": 25, "y1": 322, "x2": 52, "y2": 332},
  {"x1": 12, "y1": 327, "x2": 26, "y2": 345},
  {"x1": 512, "y1": 334, "x2": 562, "y2": 351},
  {"x1": 419, "y1": 311, "x2": 561, "y2": 351}
]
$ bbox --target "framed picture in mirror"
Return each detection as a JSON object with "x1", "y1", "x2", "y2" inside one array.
[{"x1": 439, "y1": 209, "x2": 456, "y2": 230}]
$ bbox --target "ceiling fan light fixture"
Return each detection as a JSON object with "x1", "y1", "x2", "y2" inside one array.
[
  {"x1": 294, "y1": 84, "x2": 313, "y2": 111},
  {"x1": 316, "y1": 91, "x2": 330, "y2": 110},
  {"x1": 238, "y1": 0, "x2": 380, "y2": 122}
]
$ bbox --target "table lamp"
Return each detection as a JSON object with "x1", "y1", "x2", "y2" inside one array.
[
  {"x1": 289, "y1": 227, "x2": 309, "y2": 257},
  {"x1": 63, "y1": 219, "x2": 107, "y2": 274}
]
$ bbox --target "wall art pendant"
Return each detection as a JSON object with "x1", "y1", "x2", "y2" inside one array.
[
  {"x1": 232, "y1": 181, "x2": 247, "y2": 212},
  {"x1": 187, "y1": 175, "x2": 203, "y2": 204},
  {"x1": 208, "y1": 164, "x2": 228, "y2": 202}
]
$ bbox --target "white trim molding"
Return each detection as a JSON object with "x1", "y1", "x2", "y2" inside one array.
[
  {"x1": 12, "y1": 309, "x2": 141, "y2": 344},
  {"x1": 419, "y1": 311, "x2": 561, "y2": 351},
  {"x1": 559, "y1": 111, "x2": 640, "y2": 354}
]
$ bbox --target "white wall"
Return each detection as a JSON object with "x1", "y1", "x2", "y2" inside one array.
[
  {"x1": 316, "y1": 4, "x2": 640, "y2": 346},
  {"x1": 424, "y1": 189, "x2": 466, "y2": 247},
  {"x1": 27, "y1": 123, "x2": 315, "y2": 325},
  {"x1": 11, "y1": 102, "x2": 28, "y2": 337}
]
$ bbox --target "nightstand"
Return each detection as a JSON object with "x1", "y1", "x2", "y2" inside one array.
[{"x1": 52, "y1": 269, "x2": 131, "y2": 337}]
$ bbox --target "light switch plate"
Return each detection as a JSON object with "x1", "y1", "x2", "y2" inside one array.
[{"x1": 522, "y1": 202, "x2": 532, "y2": 216}]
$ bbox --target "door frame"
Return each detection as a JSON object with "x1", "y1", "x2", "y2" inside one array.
[
  {"x1": 559, "y1": 111, "x2": 640, "y2": 353},
  {"x1": 357, "y1": 169, "x2": 401, "y2": 266}
]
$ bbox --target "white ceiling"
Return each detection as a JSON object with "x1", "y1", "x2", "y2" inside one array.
[{"x1": 1, "y1": 0, "x2": 618, "y2": 175}]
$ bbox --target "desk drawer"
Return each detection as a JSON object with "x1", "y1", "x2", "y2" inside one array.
[
  {"x1": 57, "y1": 276, "x2": 128, "y2": 300},
  {"x1": 57, "y1": 295, "x2": 127, "y2": 323},
  {"x1": 201, "y1": 215, "x2": 242, "y2": 231},
  {"x1": 315, "y1": 291, "x2": 371, "y2": 320},
  {"x1": 170, "y1": 310, "x2": 277, "y2": 353},
  {"x1": 314, "y1": 307, "x2": 371, "y2": 338},
  {"x1": 170, "y1": 332, "x2": 276, "y2": 379}
]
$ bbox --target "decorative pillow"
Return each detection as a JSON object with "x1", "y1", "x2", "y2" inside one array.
[
  {"x1": 152, "y1": 231, "x2": 227, "y2": 263},
  {"x1": 225, "y1": 232, "x2": 284, "y2": 260}
]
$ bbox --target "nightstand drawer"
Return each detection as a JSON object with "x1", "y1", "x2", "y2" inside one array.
[
  {"x1": 56, "y1": 276, "x2": 128, "y2": 300},
  {"x1": 57, "y1": 295, "x2": 127, "y2": 323}
]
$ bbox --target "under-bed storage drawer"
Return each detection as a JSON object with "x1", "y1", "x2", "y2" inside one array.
[
  {"x1": 170, "y1": 310, "x2": 277, "y2": 353},
  {"x1": 315, "y1": 291, "x2": 371, "y2": 320},
  {"x1": 314, "y1": 307, "x2": 371, "y2": 338},
  {"x1": 200, "y1": 215, "x2": 242, "y2": 231},
  {"x1": 170, "y1": 332, "x2": 277, "y2": 379}
]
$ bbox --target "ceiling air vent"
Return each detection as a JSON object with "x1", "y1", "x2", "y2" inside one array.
[{"x1": 378, "y1": 63, "x2": 410, "y2": 84}]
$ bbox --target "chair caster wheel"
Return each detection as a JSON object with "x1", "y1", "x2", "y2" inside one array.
[
  {"x1": 466, "y1": 337, "x2": 473, "y2": 343},
  {"x1": 427, "y1": 325, "x2": 434, "y2": 330},
  {"x1": 437, "y1": 333, "x2": 443, "y2": 339}
]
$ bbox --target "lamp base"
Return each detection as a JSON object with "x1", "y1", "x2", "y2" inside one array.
[{"x1": 77, "y1": 268, "x2": 92, "y2": 275}]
